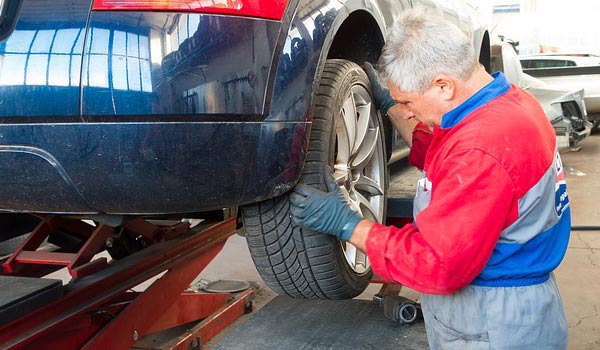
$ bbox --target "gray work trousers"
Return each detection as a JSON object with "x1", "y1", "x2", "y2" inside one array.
[{"x1": 421, "y1": 274, "x2": 567, "y2": 350}]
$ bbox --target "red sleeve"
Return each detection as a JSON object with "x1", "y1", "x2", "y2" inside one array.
[
  {"x1": 408, "y1": 122, "x2": 433, "y2": 170},
  {"x1": 366, "y1": 149, "x2": 517, "y2": 294}
]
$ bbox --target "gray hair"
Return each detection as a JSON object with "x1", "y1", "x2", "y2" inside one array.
[{"x1": 379, "y1": 7, "x2": 478, "y2": 93}]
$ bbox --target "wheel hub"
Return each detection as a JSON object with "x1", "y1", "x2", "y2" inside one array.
[{"x1": 334, "y1": 82, "x2": 385, "y2": 274}]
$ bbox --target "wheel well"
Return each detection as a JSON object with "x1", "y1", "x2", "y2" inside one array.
[
  {"x1": 327, "y1": 11, "x2": 385, "y2": 65},
  {"x1": 326, "y1": 11, "x2": 393, "y2": 158},
  {"x1": 479, "y1": 31, "x2": 491, "y2": 73}
]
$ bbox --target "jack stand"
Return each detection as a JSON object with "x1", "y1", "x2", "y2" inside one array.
[
  {"x1": 372, "y1": 283, "x2": 422, "y2": 325},
  {"x1": 375, "y1": 294, "x2": 421, "y2": 325},
  {"x1": 374, "y1": 197, "x2": 422, "y2": 325}
]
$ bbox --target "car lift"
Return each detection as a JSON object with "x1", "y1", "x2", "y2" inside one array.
[
  {"x1": 0, "y1": 211, "x2": 256, "y2": 350},
  {"x1": 0, "y1": 198, "x2": 418, "y2": 350}
]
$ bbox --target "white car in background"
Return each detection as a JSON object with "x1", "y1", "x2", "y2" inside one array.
[
  {"x1": 520, "y1": 53, "x2": 600, "y2": 69},
  {"x1": 492, "y1": 43, "x2": 592, "y2": 150},
  {"x1": 520, "y1": 53, "x2": 600, "y2": 129}
]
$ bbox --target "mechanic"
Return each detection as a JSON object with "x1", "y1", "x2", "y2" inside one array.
[{"x1": 290, "y1": 8, "x2": 570, "y2": 350}]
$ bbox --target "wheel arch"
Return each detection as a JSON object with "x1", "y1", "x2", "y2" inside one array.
[
  {"x1": 307, "y1": 6, "x2": 387, "y2": 116},
  {"x1": 321, "y1": 10, "x2": 393, "y2": 160},
  {"x1": 326, "y1": 10, "x2": 386, "y2": 66},
  {"x1": 312, "y1": 9, "x2": 391, "y2": 159},
  {"x1": 265, "y1": 4, "x2": 387, "y2": 124},
  {"x1": 260, "y1": 1, "x2": 392, "y2": 197}
]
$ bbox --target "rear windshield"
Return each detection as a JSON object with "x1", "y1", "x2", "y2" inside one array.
[{"x1": 520, "y1": 59, "x2": 577, "y2": 69}]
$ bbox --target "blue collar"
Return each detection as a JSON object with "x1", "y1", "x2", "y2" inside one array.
[{"x1": 440, "y1": 72, "x2": 511, "y2": 129}]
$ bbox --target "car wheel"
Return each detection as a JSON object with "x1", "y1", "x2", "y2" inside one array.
[{"x1": 242, "y1": 59, "x2": 388, "y2": 299}]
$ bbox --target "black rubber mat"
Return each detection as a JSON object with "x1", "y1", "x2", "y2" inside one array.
[
  {"x1": 0, "y1": 276, "x2": 63, "y2": 326},
  {"x1": 212, "y1": 296, "x2": 428, "y2": 350}
]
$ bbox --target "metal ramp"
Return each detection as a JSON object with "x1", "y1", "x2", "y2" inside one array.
[
  {"x1": 211, "y1": 296, "x2": 428, "y2": 350},
  {"x1": 0, "y1": 276, "x2": 63, "y2": 326}
]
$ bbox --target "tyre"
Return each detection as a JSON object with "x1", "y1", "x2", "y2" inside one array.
[{"x1": 242, "y1": 59, "x2": 388, "y2": 299}]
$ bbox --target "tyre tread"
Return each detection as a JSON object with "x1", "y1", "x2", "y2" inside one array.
[{"x1": 242, "y1": 59, "x2": 382, "y2": 300}]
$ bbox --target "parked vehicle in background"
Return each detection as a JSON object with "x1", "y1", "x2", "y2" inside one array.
[
  {"x1": 520, "y1": 53, "x2": 600, "y2": 69},
  {"x1": 492, "y1": 43, "x2": 591, "y2": 150},
  {"x1": 520, "y1": 54, "x2": 600, "y2": 129},
  {"x1": 0, "y1": 0, "x2": 490, "y2": 300}
]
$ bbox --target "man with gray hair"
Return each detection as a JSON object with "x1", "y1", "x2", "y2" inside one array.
[{"x1": 290, "y1": 8, "x2": 569, "y2": 350}]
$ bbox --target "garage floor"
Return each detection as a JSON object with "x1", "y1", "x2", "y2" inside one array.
[{"x1": 199, "y1": 133, "x2": 600, "y2": 350}]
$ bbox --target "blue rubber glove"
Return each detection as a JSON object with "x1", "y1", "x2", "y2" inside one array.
[
  {"x1": 290, "y1": 166, "x2": 363, "y2": 241},
  {"x1": 363, "y1": 62, "x2": 396, "y2": 115}
]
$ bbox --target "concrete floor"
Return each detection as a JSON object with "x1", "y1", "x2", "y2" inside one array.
[
  {"x1": 199, "y1": 133, "x2": 600, "y2": 349},
  {"x1": 555, "y1": 133, "x2": 600, "y2": 350}
]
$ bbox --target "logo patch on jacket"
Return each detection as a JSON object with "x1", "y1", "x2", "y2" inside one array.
[{"x1": 554, "y1": 152, "x2": 569, "y2": 216}]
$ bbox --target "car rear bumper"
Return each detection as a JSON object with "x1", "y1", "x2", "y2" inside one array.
[{"x1": 0, "y1": 120, "x2": 308, "y2": 215}]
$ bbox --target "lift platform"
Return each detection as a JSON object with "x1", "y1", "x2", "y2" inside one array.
[
  {"x1": 207, "y1": 295, "x2": 427, "y2": 350},
  {"x1": 0, "y1": 197, "x2": 421, "y2": 350}
]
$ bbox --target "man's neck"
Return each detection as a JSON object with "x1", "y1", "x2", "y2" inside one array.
[
  {"x1": 454, "y1": 66, "x2": 495, "y2": 106},
  {"x1": 461, "y1": 66, "x2": 494, "y2": 103}
]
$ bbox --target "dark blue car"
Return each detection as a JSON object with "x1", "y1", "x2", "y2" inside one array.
[{"x1": 0, "y1": 0, "x2": 490, "y2": 299}]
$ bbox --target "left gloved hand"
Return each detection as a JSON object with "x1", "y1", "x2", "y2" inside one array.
[
  {"x1": 363, "y1": 62, "x2": 396, "y2": 116},
  {"x1": 290, "y1": 166, "x2": 363, "y2": 241}
]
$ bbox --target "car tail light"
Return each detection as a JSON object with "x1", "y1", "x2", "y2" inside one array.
[{"x1": 92, "y1": 0, "x2": 289, "y2": 20}]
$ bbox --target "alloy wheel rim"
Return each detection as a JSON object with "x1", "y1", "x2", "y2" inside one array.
[{"x1": 334, "y1": 83, "x2": 385, "y2": 274}]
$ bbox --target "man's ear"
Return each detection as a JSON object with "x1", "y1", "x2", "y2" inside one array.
[{"x1": 432, "y1": 74, "x2": 455, "y2": 101}]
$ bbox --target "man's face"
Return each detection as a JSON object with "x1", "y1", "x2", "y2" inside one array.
[{"x1": 387, "y1": 81, "x2": 448, "y2": 127}]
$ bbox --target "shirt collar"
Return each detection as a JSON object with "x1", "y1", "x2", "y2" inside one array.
[{"x1": 440, "y1": 72, "x2": 511, "y2": 129}]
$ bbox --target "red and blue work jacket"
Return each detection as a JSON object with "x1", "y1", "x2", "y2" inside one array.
[{"x1": 366, "y1": 72, "x2": 571, "y2": 294}]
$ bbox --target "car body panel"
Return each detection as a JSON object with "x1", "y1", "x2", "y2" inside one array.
[
  {"x1": 0, "y1": 0, "x2": 487, "y2": 215},
  {"x1": 0, "y1": 2, "x2": 304, "y2": 214},
  {"x1": 0, "y1": 121, "x2": 307, "y2": 214},
  {"x1": 267, "y1": 0, "x2": 409, "y2": 123},
  {"x1": 82, "y1": 12, "x2": 281, "y2": 118},
  {"x1": 531, "y1": 73, "x2": 600, "y2": 112}
]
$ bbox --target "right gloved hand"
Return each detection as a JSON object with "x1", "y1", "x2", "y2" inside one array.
[
  {"x1": 289, "y1": 166, "x2": 363, "y2": 241},
  {"x1": 363, "y1": 62, "x2": 396, "y2": 116}
]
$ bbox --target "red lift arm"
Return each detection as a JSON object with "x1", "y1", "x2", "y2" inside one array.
[{"x1": 0, "y1": 215, "x2": 255, "y2": 350}]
